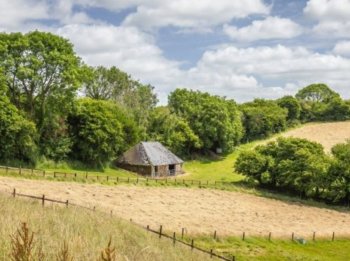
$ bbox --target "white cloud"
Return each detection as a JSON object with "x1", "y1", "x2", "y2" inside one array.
[
  {"x1": 223, "y1": 16, "x2": 303, "y2": 42},
  {"x1": 182, "y1": 44, "x2": 350, "y2": 101},
  {"x1": 333, "y1": 41, "x2": 350, "y2": 56},
  {"x1": 122, "y1": 0, "x2": 270, "y2": 30},
  {"x1": 56, "y1": 24, "x2": 182, "y2": 102},
  {"x1": 0, "y1": 0, "x2": 49, "y2": 30},
  {"x1": 304, "y1": 0, "x2": 350, "y2": 37}
]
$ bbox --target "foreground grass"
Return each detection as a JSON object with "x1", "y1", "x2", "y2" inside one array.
[
  {"x1": 185, "y1": 235, "x2": 350, "y2": 261},
  {"x1": 0, "y1": 193, "x2": 210, "y2": 261}
]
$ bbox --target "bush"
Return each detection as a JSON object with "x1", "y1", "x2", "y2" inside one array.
[
  {"x1": 240, "y1": 99, "x2": 288, "y2": 141},
  {"x1": 0, "y1": 96, "x2": 37, "y2": 164},
  {"x1": 68, "y1": 98, "x2": 139, "y2": 166},
  {"x1": 236, "y1": 137, "x2": 330, "y2": 197}
]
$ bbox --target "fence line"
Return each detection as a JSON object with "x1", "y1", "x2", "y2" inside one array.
[
  {"x1": 3, "y1": 188, "x2": 235, "y2": 261},
  {"x1": 0, "y1": 165, "x2": 233, "y2": 188}
]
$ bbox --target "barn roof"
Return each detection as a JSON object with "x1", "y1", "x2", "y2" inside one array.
[{"x1": 118, "y1": 142, "x2": 184, "y2": 166}]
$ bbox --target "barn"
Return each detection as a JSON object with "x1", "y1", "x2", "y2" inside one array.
[{"x1": 117, "y1": 142, "x2": 184, "y2": 177}]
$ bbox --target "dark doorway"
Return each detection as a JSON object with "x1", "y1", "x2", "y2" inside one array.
[{"x1": 169, "y1": 164, "x2": 175, "y2": 176}]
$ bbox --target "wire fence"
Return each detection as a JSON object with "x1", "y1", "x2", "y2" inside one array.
[
  {"x1": 4, "y1": 188, "x2": 236, "y2": 261},
  {"x1": 0, "y1": 165, "x2": 234, "y2": 188}
]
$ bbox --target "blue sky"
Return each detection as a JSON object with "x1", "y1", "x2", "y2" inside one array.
[{"x1": 1, "y1": 0, "x2": 350, "y2": 103}]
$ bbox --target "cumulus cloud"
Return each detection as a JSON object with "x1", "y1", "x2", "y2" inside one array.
[
  {"x1": 333, "y1": 41, "x2": 350, "y2": 56},
  {"x1": 175, "y1": 44, "x2": 350, "y2": 101},
  {"x1": 0, "y1": 0, "x2": 49, "y2": 30},
  {"x1": 304, "y1": 0, "x2": 350, "y2": 38},
  {"x1": 223, "y1": 16, "x2": 303, "y2": 42},
  {"x1": 122, "y1": 0, "x2": 270, "y2": 30}
]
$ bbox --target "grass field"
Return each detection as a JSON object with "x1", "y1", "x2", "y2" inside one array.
[
  {"x1": 0, "y1": 193, "x2": 211, "y2": 261},
  {"x1": 186, "y1": 235, "x2": 350, "y2": 261}
]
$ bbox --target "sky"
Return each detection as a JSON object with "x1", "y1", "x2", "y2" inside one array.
[{"x1": 1, "y1": 0, "x2": 350, "y2": 104}]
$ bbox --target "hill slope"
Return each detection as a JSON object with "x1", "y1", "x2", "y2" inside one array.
[{"x1": 0, "y1": 192, "x2": 210, "y2": 261}]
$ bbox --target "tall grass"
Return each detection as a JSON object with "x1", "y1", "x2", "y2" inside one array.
[{"x1": 0, "y1": 194, "x2": 210, "y2": 261}]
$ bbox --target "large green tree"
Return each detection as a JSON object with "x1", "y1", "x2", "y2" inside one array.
[
  {"x1": 277, "y1": 96, "x2": 301, "y2": 123},
  {"x1": 83, "y1": 66, "x2": 158, "y2": 138},
  {"x1": 168, "y1": 89, "x2": 243, "y2": 153},
  {"x1": 147, "y1": 107, "x2": 202, "y2": 157},
  {"x1": 67, "y1": 99, "x2": 139, "y2": 166},
  {"x1": 0, "y1": 31, "x2": 82, "y2": 131}
]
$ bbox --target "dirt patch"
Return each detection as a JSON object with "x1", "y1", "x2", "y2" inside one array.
[
  {"x1": 1, "y1": 177, "x2": 350, "y2": 239},
  {"x1": 279, "y1": 121, "x2": 350, "y2": 152}
]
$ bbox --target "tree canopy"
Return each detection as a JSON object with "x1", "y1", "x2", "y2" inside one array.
[{"x1": 168, "y1": 89, "x2": 243, "y2": 153}]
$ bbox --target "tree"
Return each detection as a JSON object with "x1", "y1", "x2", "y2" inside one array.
[
  {"x1": 0, "y1": 31, "x2": 82, "y2": 132},
  {"x1": 168, "y1": 89, "x2": 243, "y2": 154},
  {"x1": 240, "y1": 99, "x2": 288, "y2": 141},
  {"x1": 147, "y1": 107, "x2": 202, "y2": 157},
  {"x1": 67, "y1": 99, "x2": 139, "y2": 166},
  {"x1": 0, "y1": 96, "x2": 37, "y2": 164},
  {"x1": 295, "y1": 84, "x2": 349, "y2": 122},
  {"x1": 296, "y1": 83, "x2": 340, "y2": 103},
  {"x1": 83, "y1": 66, "x2": 158, "y2": 138},
  {"x1": 277, "y1": 96, "x2": 301, "y2": 123}
]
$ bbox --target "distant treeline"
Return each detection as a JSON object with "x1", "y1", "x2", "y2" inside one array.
[{"x1": 1, "y1": 31, "x2": 350, "y2": 167}]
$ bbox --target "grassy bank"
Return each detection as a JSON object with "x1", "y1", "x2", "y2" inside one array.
[
  {"x1": 183, "y1": 235, "x2": 350, "y2": 261},
  {"x1": 0, "y1": 193, "x2": 211, "y2": 261}
]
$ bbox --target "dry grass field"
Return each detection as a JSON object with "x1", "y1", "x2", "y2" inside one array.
[
  {"x1": 0, "y1": 192, "x2": 211, "y2": 261},
  {"x1": 1, "y1": 177, "x2": 350, "y2": 239},
  {"x1": 279, "y1": 121, "x2": 350, "y2": 152}
]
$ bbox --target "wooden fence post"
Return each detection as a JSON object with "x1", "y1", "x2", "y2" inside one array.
[
  {"x1": 86, "y1": 172, "x2": 88, "y2": 179},
  {"x1": 191, "y1": 239, "x2": 194, "y2": 251},
  {"x1": 110, "y1": 210, "x2": 113, "y2": 216},
  {"x1": 65, "y1": 200, "x2": 69, "y2": 207},
  {"x1": 74, "y1": 173, "x2": 77, "y2": 179},
  {"x1": 13, "y1": 188, "x2": 16, "y2": 198},
  {"x1": 43, "y1": 170, "x2": 45, "y2": 177},
  {"x1": 93, "y1": 206, "x2": 96, "y2": 211},
  {"x1": 332, "y1": 232, "x2": 335, "y2": 241},
  {"x1": 117, "y1": 177, "x2": 119, "y2": 183},
  {"x1": 292, "y1": 232, "x2": 294, "y2": 241},
  {"x1": 173, "y1": 232, "x2": 176, "y2": 245},
  {"x1": 54, "y1": 172, "x2": 56, "y2": 178},
  {"x1": 6, "y1": 166, "x2": 8, "y2": 175},
  {"x1": 42, "y1": 195, "x2": 45, "y2": 206},
  {"x1": 210, "y1": 249, "x2": 213, "y2": 258},
  {"x1": 147, "y1": 225, "x2": 150, "y2": 231},
  {"x1": 242, "y1": 232, "x2": 245, "y2": 241},
  {"x1": 313, "y1": 232, "x2": 316, "y2": 241},
  {"x1": 268, "y1": 232, "x2": 271, "y2": 241},
  {"x1": 182, "y1": 228, "x2": 185, "y2": 239},
  {"x1": 159, "y1": 225, "x2": 163, "y2": 239},
  {"x1": 128, "y1": 177, "x2": 130, "y2": 183},
  {"x1": 213, "y1": 230, "x2": 217, "y2": 239},
  {"x1": 19, "y1": 167, "x2": 21, "y2": 175}
]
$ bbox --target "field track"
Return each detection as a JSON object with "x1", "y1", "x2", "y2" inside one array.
[
  {"x1": 279, "y1": 121, "x2": 350, "y2": 152},
  {"x1": 1, "y1": 176, "x2": 350, "y2": 238}
]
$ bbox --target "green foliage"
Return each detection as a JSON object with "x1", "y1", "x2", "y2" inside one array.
[
  {"x1": 277, "y1": 96, "x2": 301, "y2": 123},
  {"x1": 0, "y1": 31, "x2": 82, "y2": 129},
  {"x1": 168, "y1": 89, "x2": 243, "y2": 153},
  {"x1": 83, "y1": 66, "x2": 158, "y2": 138},
  {"x1": 147, "y1": 107, "x2": 202, "y2": 157},
  {"x1": 236, "y1": 137, "x2": 330, "y2": 197},
  {"x1": 0, "y1": 96, "x2": 37, "y2": 164},
  {"x1": 327, "y1": 141, "x2": 350, "y2": 203},
  {"x1": 240, "y1": 99, "x2": 288, "y2": 141},
  {"x1": 68, "y1": 99, "x2": 139, "y2": 166},
  {"x1": 296, "y1": 83, "x2": 350, "y2": 121}
]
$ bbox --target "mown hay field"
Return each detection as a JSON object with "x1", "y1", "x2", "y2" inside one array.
[
  {"x1": 279, "y1": 121, "x2": 350, "y2": 152},
  {"x1": 1, "y1": 177, "x2": 350, "y2": 239}
]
